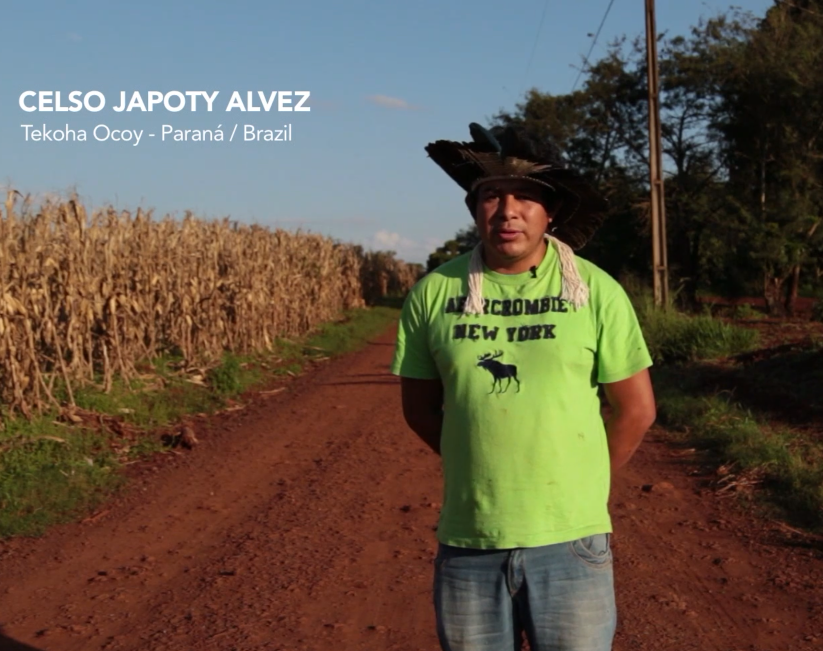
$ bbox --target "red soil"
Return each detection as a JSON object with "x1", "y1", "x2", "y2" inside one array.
[{"x1": 0, "y1": 325, "x2": 821, "y2": 651}]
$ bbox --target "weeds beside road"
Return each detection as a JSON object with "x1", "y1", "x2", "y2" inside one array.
[
  {"x1": 632, "y1": 288, "x2": 823, "y2": 534},
  {"x1": 3, "y1": 273, "x2": 822, "y2": 543},
  {"x1": 0, "y1": 306, "x2": 400, "y2": 539}
]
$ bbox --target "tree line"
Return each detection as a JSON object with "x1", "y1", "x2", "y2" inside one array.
[{"x1": 426, "y1": 1, "x2": 823, "y2": 316}]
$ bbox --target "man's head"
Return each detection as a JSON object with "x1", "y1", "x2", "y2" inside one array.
[
  {"x1": 424, "y1": 122, "x2": 609, "y2": 252},
  {"x1": 424, "y1": 122, "x2": 609, "y2": 313},
  {"x1": 468, "y1": 178, "x2": 559, "y2": 268}
]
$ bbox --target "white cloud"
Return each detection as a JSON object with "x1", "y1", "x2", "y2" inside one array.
[
  {"x1": 366, "y1": 94, "x2": 417, "y2": 110},
  {"x1": 368, "y1": 230, "x2": 440, "y2": 263},
  {"x1": 373, "y1": 229, "x2": 408, "y2": 248}
]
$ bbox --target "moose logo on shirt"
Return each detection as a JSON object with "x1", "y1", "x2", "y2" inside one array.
[{"x1": 477, "y1": 350, "x2": 521, "y2": 394}]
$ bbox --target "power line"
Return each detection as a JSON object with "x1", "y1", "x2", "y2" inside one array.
[
  {"x1": 571, "y1": 0, "x2": 617, "y2": 93},
  {"x1": 519, "y1": 0, "x2": 551, "y2": 99}
]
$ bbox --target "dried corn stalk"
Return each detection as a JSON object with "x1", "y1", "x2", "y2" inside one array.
[{"x1": 0, "y1": 191, "x2": 421, "y2": 418}]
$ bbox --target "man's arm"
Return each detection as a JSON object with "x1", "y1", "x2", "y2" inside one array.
[
  {"x1": 400, "y1": 377, "x2": 444, "y2": 456},
  {"x1": 601, "y1": 368, "x2": 656, "y2": 474}
]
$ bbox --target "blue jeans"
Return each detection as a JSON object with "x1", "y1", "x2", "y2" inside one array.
[{"x1": 433, "y1": 534, "x2": 616, "y2": 651}]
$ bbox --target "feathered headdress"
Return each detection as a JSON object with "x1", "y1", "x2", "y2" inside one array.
[{"x1": 425, "y1": 122, "x2": 609, "y2": 314}]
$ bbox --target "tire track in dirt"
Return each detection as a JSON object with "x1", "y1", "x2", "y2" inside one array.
[{"x1": 1, "y1": 325, "x2": 822, "y2": 651}]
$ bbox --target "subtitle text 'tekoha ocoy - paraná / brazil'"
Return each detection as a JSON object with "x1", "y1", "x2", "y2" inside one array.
[{"x1": 18, "y1": 90, "x2": 307, "y2": 146}]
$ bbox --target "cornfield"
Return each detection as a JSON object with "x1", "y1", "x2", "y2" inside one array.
[
  {"x1": 0, "y1": 191, "x2": 422, "y2": 419},
  {"x1": 360, "y1": 250, "x2": 424, "y2": 304}
]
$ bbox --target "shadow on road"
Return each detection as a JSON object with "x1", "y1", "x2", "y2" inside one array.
[
  {"x1": 325, "y1": 380, "x2": 399, "y2": 386},
  {"x1": 342, "y1": 373, "x2": 396, "y2": 379},
  {"x1": 323, "y1": 372, "x2": 400, "y2": 387},
  {"x1": 665, "y1": 345, "x2": 823, "y2": 431},
  {"x1": 0, "y1": 633, "x2": 44, "y2": 651}
]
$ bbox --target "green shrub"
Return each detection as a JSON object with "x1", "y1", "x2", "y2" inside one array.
[
  {"x1": 624, "y1": 281, "x2": 760, "y2": 364},
  {"x1": 646, "y1": 312, "x2": 758, "y2": 363},
  {"x1": 207, "y1": 356, "x2": 242, "y2": 395}
]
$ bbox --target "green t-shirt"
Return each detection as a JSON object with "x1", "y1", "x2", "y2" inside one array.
[{"x1": 390, "y1": 243, "x2": 652, "y2": 549}]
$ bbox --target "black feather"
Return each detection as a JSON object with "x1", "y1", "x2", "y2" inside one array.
[
  {"x1": 469, "y1": 123, "x2": 502, "y2": 154},
  {"x1": 425, "y1": 122, "x2": 608, "y2": 250},
  {"x1": 490, "y1": 123, "x2": 567, "y2": 170}
]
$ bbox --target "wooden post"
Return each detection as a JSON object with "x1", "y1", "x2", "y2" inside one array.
[{"x1": 646, "y1": 0, "x2": 669, "y2": 308}]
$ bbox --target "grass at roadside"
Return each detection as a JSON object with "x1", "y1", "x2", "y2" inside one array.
[
  {"x1": 619, "y1": 278, "x2": 823, "y2": 530},
  {"x1": 653, "y1": 366, "x2": 823, "y2": 531},
  {"x1": 0, "y1": 306, "x2": 400, "y2": 540},
  {"x1": 628, "y1": 288, "x2": 760, "y2": 364}
]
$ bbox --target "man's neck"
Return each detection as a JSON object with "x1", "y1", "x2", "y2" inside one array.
[{"x1": 483, "y1": 239, "x2": 548, "y2": 275}]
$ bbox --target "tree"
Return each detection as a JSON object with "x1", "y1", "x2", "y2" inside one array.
[
  {"x1": 421, "y1": 2, "x2": 823, "y2": 312},
  {"x1": 426, "y1": 224, "x2": 480, "y2": 272},
  {"x1": 490, "y1": 43, "x2": 653, "y2": 284},
  {"x1": 714, "y1": 1, "x2": 823, "y2": 314},
  {"x1": 650, "y1": 13, "x2": 757, "y2": 307}
]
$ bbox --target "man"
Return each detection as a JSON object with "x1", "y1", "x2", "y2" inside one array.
[{"x1": 389, "y1": 122, "x2": 656, "y2": 651}]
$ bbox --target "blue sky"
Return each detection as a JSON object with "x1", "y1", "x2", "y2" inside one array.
[{"x1": 1, "y1": 0, "x2": 775, "y2": 264}]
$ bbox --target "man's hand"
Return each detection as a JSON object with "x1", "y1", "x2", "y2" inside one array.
[
  {"x1": 602, "y1": 368, "x2": 656, "y2": 474},
  {"x1": 399, "y1": 377, "x2": 444, "y2": 455}
]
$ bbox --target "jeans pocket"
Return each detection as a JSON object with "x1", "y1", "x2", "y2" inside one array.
[{"x1": 569, "y1": 533, "x2": 612, "y2": 569}]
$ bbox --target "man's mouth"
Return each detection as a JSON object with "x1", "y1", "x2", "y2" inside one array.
[{"x1": 495, "y1": 229, "x2": 521, "y2": 241}]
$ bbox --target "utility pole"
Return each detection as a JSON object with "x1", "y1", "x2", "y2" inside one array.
[{"x1": 645, "y1": 0, "x2": 669, "y2": 308}]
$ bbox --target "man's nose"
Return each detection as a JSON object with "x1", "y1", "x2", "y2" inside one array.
[{"x1": 495, "y1": 193, "x2": 518, "y2": 217}]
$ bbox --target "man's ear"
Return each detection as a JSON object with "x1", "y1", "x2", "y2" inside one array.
[
  {"x1": 545, "y1": 197, "x2": 564, "y2": 224},
  {"x1": 542, "y1": 188, "x2": 561, "y2": 210}
]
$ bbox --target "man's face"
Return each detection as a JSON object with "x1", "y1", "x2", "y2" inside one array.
[{"x1": 473, "y1": 178, "x2": 553, "y2": 265}]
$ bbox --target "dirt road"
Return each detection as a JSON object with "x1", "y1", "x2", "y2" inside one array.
[{"x1": 1, "y1": 325, "x2": 822, "y2": 651}]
